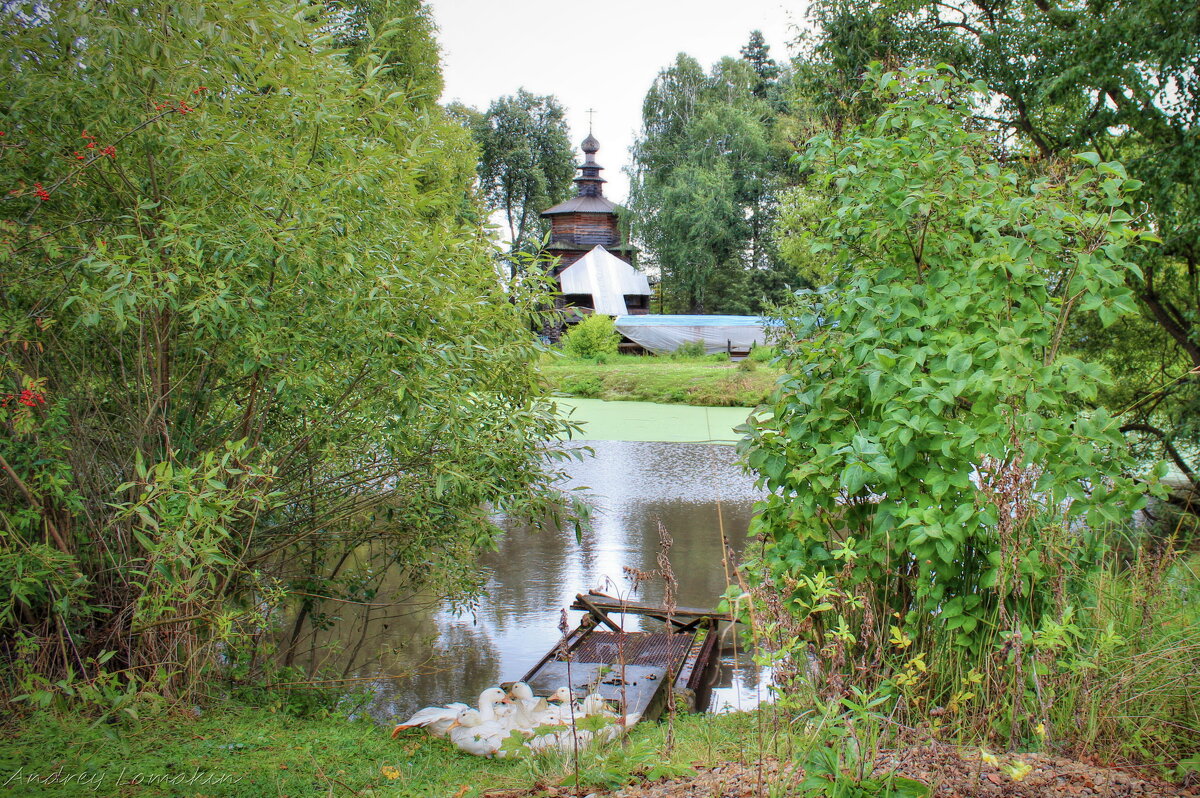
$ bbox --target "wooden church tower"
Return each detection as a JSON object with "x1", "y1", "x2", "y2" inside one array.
[{"x1": 540, "y1": 133, "x2": 638, "y2": 276}]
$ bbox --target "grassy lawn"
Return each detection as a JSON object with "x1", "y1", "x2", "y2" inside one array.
[
  {"x1": 0, "y1": 707, "x2": 766, "y2": 797},
  {"x1": 540, "y1": 352, "x2": 783, "y2": 408}
]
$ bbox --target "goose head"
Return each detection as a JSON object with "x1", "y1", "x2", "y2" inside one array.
[
  {"x1": 507, "y1": 682, "x2": 535, "y2": 702},
  {"x1": 581, "y1": 693, "x2": 613, "y2": 715},
  {"x1": 446, "y1": 707, "x2": 481, "y2": 731},
  {"x1": 547, "y1": 686, "x2": 572, "y2": 704}
]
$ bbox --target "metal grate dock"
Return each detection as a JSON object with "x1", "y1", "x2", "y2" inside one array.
[{"x1": 562, "y1": 631, "x2": 693, "y2": 667}]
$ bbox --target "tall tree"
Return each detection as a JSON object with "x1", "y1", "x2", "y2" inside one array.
[
  {"x1": 0, "y1": 1, "x2": 570, "y2": 699},
  {"x1": 797, "y1": 0, "x2": 1200, "y2": 498},
  {"x1": 325, "y1": 0, "x2": 443, "y2": 104},
  {"x1": 629, "y1": 55, "x2": 787, "y2": 314},
  {"x1": 791, "y1": 0, "x2": 906, "y2": 136},
  {"x1": 472, "y1": 90, "x2": 575, "y2": 271},
  {"x1": 740, "y1": 29, "x2": 780, "y2": 98}
]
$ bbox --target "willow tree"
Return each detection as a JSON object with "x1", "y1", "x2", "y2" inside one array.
[
  {"x1": 0, "y1": 1, "x2": 571, "y2": 704},
  {"x1": 629, "y1": 54, "x2": 785, "y2": 314}
]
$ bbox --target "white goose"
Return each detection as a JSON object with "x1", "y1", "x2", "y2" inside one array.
[
  {"x1": 391, "y1": 687, "x2": 511, "y2": 739},
  {"x1": 506, "y1": 683, "x2": 573, "y2": 729},
  {"x1": 446, "y1": 705, "x2": 540, "y2": 759},
  {"x1": 521, "y1": 692, "x2": 638, "y2": 753},
  {"x1": 445, "y1": 707, "x2": 507, "y2": 757},
  {"x1": 579, "y1": 692, "x2": 618, "y2": 718},
  {"x1": 524, "y1": 708, "x2": 642, "y2": 754}
]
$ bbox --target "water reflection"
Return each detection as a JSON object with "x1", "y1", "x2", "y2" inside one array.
[{"x1": 303, "y1": 440, "x2": 771, "y2": 724}]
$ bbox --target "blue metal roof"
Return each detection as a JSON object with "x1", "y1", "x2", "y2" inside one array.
[{"x1": 614, "y1": 314, "x2": 771, "y2": 326}]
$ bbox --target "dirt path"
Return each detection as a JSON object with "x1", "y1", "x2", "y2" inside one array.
[{"x1": 485, "y1": 745, "x2": 1196, "y2": 798}]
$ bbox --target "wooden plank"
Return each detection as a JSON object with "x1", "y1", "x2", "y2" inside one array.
[
  {"x1": 575, "y1": 593, "x2": 625, "y2": 633},
  {"x1": 525, "y1": 662, "x2": 666, "y2": 717},
  {"x1": 573, "y1": 591, "x2": 733, "y2": 623},
  {"x1": 673, "y1": 623, "x2": 711, "y2": 691},
  {"x1": 518, "y1": 594, "x2": 726, "y2": 725},
  {"x1": 683, "y1": 619, "x2": 720, "y2": 692}
]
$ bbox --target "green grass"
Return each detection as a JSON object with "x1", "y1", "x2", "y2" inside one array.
[
  {"x1": 0, "y1": 706, "x2": 772, "y2": 797},
  {"x1": 542, "y1": 352, "x2": 782, "y2": 408}
]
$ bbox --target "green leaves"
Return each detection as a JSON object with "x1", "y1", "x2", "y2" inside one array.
[
  {"x1": 629, "y1": 53, "x2": 785, "y2": 313},
  {"x1": 469, "y1": 89, "x2": 574, "y2": 263},
  {"x1": 0, "y1": 0, "x2": 577, "y2": 702},
  {"x1": 742, "y1": 65, "x2": 1147, "y2": 674}
]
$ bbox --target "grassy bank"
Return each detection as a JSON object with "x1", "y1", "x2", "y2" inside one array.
[
  {"x1": 0, "y1": 706, "x2": 762, "y2": 797},
  {"x1": 541, "y1": 352, "x2": 782, "y2": 407},
  {"x1": 6, "y1": 699, "x2": 1197, "y2": 797}
]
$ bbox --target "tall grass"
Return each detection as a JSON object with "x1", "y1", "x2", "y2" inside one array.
[{"x1": 736, "y1": 525, "x2": 1200, "y2": 769}]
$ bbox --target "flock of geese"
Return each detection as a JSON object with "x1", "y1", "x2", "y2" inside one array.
[{"x1": 392, "y1": 683, "x2": 640, "y2": 758}]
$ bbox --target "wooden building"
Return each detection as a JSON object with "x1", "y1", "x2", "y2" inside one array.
[{"x1": 541, "y1": 134, "x2": 639, "y2": 278}]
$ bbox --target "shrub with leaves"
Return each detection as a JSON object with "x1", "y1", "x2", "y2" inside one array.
[
  {"x1": 741, "y1": 66, "x2": 1163, "y2": 737},
  {"x1": 562, "y1": 313, "x2": 620, "y2": 359},
  {"x1": 0, "y1": 1, "x2": 574, "y2": 706}
]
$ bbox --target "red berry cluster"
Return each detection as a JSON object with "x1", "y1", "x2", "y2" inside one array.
[
  {"x1": 18, "y1": 389, "x2": 44, "y2": 407},
  {"x1": 154, "y1": 88, "x2": 205, "y2": 113},
  {"x1": 1, "y1": 390, "x2": 45, "y2": 408},
  {"x1": 153, "y1": 99, "x2": 195, "y2": 114},
  {"x1": 33, "y1": 183, "x2": 50, "y2": 201},
  {"x1": 73, "y1": 130, "x2": 117, "y2": 162},
  {"x1": 76, "y1": 130, "x2": 95, "y2": 160}
]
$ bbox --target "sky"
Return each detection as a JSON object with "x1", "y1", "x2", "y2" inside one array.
[{"x1": 426, "y1": 0, "x2": 812, "y2": 203}]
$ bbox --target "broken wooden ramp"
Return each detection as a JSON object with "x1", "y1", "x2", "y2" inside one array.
[{"x1": 518, "y1": 592, "x2": 722, "y2": 722}]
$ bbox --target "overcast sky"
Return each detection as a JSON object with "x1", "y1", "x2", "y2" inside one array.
[{"x1": 426, "y1": 0, "x2": 812, "y2": 202}]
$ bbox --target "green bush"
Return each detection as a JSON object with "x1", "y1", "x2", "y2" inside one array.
[
  {"x1": 671, "y1": 340, "x2": 706, "y2": 359},
  {"x1": 0, "y1": 1, "x2": 573, "y2": 707},
  {"x1": 749, "y1": 345, "x2": 776, "y2": 363},
  {"x1": 562, "y1": 314, "x2": 620, "y2": 359},
  {"x1": 559, "y1": 375, "x2": 603, "y2": 397},
  {"x1": 740, "y1": 65, "x2": 1162, "y2": 747}
]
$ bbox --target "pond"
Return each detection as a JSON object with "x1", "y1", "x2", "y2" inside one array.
[{"x1": 303, "y1": 399, "x2": 772, "y2": 724}]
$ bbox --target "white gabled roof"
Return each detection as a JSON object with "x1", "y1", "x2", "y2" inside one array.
[{"x1": 558, "y1": 245, "x2": 651, "y2": 316}]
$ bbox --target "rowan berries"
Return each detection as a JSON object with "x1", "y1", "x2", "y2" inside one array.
[{"x1": 17, "y1": 389, "x2": 45, "y2": 407}]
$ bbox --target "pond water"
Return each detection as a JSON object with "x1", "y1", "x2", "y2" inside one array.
[
  {"x1": 303, "y1": 400, "x2": 772, "y2": 725},
  {"x1": 553, "y1": 397, "x2": 753, "y2": 444}
]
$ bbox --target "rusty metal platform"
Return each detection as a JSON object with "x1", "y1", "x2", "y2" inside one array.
[
  {"x1": 569, "y1": 630, "x2": 692, "y2": 667},
  {"x1": 518, "y1": 592, "x2": 723, "y2": 721}
]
